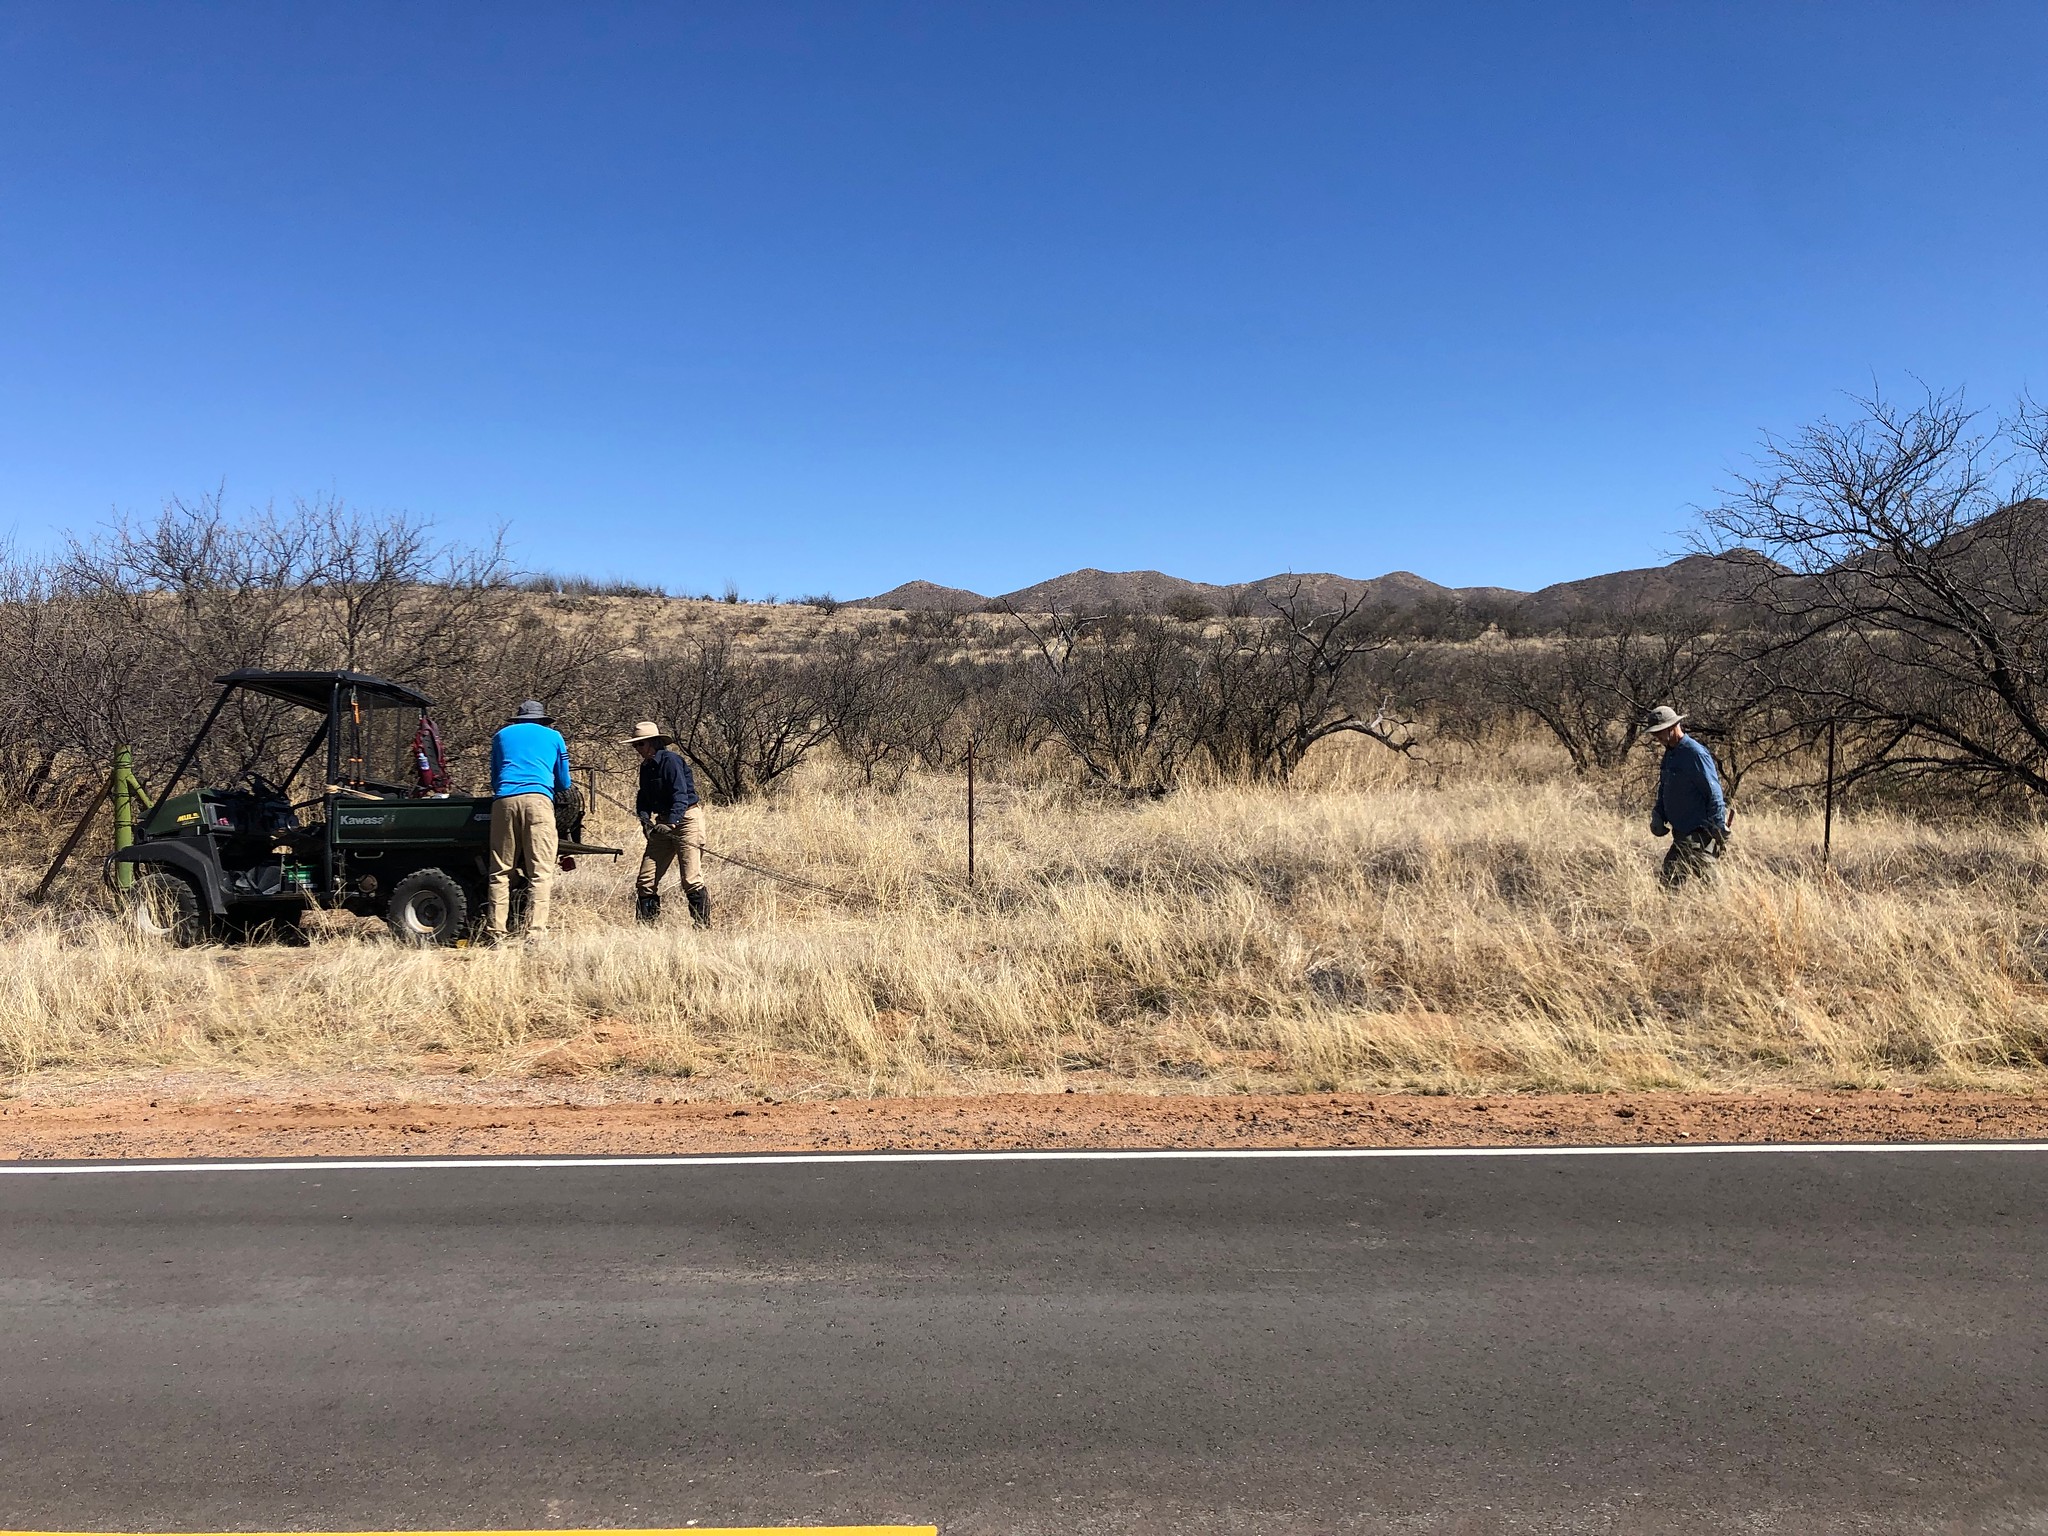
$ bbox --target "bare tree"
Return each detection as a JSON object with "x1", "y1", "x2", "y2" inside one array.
[
  {"x1": 1005, "y1": 606, "x2": 1200, "y2": 794},
  {"x1": 819, "y1": 624, "x2": 961, "y2": 788},
  {"x1": 423, "y1": 609, "x2": 623, "y2": 791},
  {"x1": 301, "y1": 496, "x2": 512, "y2": 676},
  {"x1": 1474, "y1": 601, "x2": 1715, "y2": 773},
  {"x1": 1, "y1": 492, "x2": 583, "y2": 804},
  {"x1": 1196, "y1": 587, "x2": 1418, "y2": 781},
  {"x1": 45, "y1": 490, "x2": 329, "y2": 790},
  {"x1": 638, "y1": 629, "x2": 840, "y2": 801},
  {"x1": 0, "y1": 548, "x2": 75, "y2": 807},
  {"x1": 1701, "y1": 386, "x2": 2048, "y2": 801}
]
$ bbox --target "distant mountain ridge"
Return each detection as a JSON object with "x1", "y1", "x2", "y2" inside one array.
[{"x1": 852, "y1": 553, "x2": 1748, "y2": 622}]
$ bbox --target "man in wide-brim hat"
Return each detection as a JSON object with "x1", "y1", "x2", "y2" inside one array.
[
  {"x1": 621, "y1": 720, "x2": 710, "y2": 928},
  {"x1": 1644, "y1": 705, "x2": 1729, "y2": 887},
  {"x1": 487, "y1": 699, "x2": 574, "y2": 939}
]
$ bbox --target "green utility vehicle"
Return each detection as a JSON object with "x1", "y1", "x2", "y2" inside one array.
[{"x1": 111, "y1": 669, "x2": 617, "y2": 946}]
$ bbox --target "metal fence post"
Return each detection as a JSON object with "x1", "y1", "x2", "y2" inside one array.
[{"x1": 965, "y1": 734, "x2": 977, "y2": 889}]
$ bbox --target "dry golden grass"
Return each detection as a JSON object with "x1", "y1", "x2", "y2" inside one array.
[{"x1": 5, "y1": 742, "x2": 2047, "y2": 1098}]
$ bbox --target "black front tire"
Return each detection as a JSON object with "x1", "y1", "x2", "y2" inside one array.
[
  {"x1": 127, "y1": 870, "x2": 207, "y2": 947},
  {"x1": 385, "y1": 868, "x2": 475, "y2": 947}
]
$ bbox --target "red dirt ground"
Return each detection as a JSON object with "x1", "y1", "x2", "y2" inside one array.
[{"x1": 2, "y1": 1087, "x2": 2043, "y2": 1160}]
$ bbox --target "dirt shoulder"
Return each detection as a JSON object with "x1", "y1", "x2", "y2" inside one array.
[{"x1": 2, "y1": 1086, "x2": 2044, "y2": 1160}]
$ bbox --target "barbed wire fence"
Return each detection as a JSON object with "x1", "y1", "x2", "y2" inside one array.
[{"x1": 573, "y1": 764, "x2": 902, "y2": 909}]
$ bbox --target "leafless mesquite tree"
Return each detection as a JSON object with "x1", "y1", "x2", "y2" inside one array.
[
  {"x1": 22, "y1": 492, "x2": 350, "y2": 794},
  {"x1": 1702, "y1": 386, "x2": 2048, "y2": 801},
  {"x1": 1472, "y1": 601, "x2": 1716, "y2": 773},
  {"x1": 821, "y1": 625, "x2": 963, "y2": 788},
  {"x1": 1003, "y1": 606, "x2": 1202, "y2": 794},
  {"x1": 1002, "y1": 590, "x2": 1418, "y2": 792},
  {"x1": 0, "y1": 492, "x2": 616, "y2": 804},
  {"x1": 0, "y1": 549, "x2": 82, "y2": 807},
  {"x1": 302, "y1": 495, "x2": 512, "y2": 676},
  {"x1": 1196, "y1": 586, "x2": 1418, "y2": 781},
  {"x1": 637, "y1": 629, "x2": 846, "y2": 802}
]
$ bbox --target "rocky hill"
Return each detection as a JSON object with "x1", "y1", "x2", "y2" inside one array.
[
  {"x1": 1510, "y1": 553, "x2": 1760, "y2": 627},
  {"x1": 1232, "y1": 570, "x2": 1524, "y2": 612},
  {"x1": 850, "y1": 551, "x2": 1748, "y2": 624},
  {"x1": 854, "y1": 579, "x2": 987, "y2": 613},
  {"x1": 992, "y1": 569, "x2": 1234, "y2": 613}
]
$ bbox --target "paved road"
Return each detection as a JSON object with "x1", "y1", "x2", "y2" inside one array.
[{"x1": 0, "y1": 1148, "x2": 2043, "y2": 1535}]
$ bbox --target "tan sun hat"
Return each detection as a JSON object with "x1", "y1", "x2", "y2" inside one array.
[
  {"x1": 619, "y1": 720, "x2": 670, "y2": 746},
  {"x1": 1641, "y1": 705, "x2": 1686, "y2": 735}
]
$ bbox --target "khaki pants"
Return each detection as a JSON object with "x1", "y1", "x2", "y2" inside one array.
[
  {"x1": 488, "y1": 792, "x2": 558, "y2": 935},
  {"x1": 636, "y1": 803, "x2": 706, "y2": 897},
  {"x1": 1661, "y1": 829, "x2": 1723, "y2": 889}
]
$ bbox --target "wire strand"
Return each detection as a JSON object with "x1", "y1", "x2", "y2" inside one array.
[
  {"x1": 578, "y1": 773, "x2": 882, "y2": 906},
  {"x1": 699, "y1": 847, "x2": 880, "y2": 906}
]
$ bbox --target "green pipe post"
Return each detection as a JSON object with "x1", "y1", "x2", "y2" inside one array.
[{"x1": 112, "y1": 744, "x2": 135, "y2": 890}]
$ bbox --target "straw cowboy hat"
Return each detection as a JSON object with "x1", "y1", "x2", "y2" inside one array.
[
  {"x1": 1641, "y1": 705, "x2": 1686, "y2": 735},
  {"x1": 508, "y1": 699, "x2": 553, "y2": 725},
  {"x1": 618, "y1": 720, "x2": 671, "y2": 747}
]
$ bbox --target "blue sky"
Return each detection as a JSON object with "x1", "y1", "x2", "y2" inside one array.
[{"x1": 1, "y1": 2, "x2": 2042, "y2": 598}]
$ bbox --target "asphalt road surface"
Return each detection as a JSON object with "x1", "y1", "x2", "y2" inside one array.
[{"x1": 1, "y1": 1147, "x2": 2044, "y2": 1535}]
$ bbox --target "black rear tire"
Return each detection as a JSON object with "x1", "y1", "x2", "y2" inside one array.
[
  {"x1": 385, "y1": 867, "x2": 474, "y2": 947},
  {"x1": 127, "y1": 870, "x2": 207, "y2": 947}
]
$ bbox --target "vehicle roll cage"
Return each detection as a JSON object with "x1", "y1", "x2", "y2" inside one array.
[{"x1": 156, "y1": 669, "x2": 442, "y2": 807}]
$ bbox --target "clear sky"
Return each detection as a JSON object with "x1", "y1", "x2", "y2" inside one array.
[{"x1": 1, "y1": 2, "x2": 2042, "y2": 598}]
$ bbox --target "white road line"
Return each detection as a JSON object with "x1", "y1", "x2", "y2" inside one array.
[
  {"x1": 0, "y1": 1141, "x2": 2044, "y2": 1175},
  {"x1": 3, "y1": 1530, "x2": 934, "y2": 1536}
]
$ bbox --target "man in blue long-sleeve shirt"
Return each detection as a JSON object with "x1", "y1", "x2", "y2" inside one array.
[
  {"x1": 1644, "y1": 705, "x2": 1728, "y2": 887},
  {"x1": 621, "y1": 719, "x2": 710, "y2": 928},
  {"x1": 487, "y1": 699, "x2": 573, "y2": 939}
]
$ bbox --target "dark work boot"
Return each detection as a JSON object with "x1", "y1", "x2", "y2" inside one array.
[
  {"x1": 685, "y1": 885, "x2": 711, "y2": 929},
  {"x1": 634, "y1": 893, "x2": 661, "y2": 924}
]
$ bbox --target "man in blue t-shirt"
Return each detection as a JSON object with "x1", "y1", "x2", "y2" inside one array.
[
  {"x1": 487, "y1": 699, "x2": 573, "y2": 939},
  {"x1": 1644, "y1": 705, "x2": 1729, "y2": 887}
]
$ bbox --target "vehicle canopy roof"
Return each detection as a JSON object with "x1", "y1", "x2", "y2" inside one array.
[{"x1": 213, "y1": 669, "x2": 434, "y2": 712}]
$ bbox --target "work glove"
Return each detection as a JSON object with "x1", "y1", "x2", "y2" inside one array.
[
  {"x1": 638, "y1": 811, "x2": 654, "y2": 832},
  {"x1": 1649, "y1": 817, "x2": 1668, "y2": 839}
]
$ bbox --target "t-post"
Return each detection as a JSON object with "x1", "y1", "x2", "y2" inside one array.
[{"x1": 964, "y1": 732, "x2": 978, "y2": 888}]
